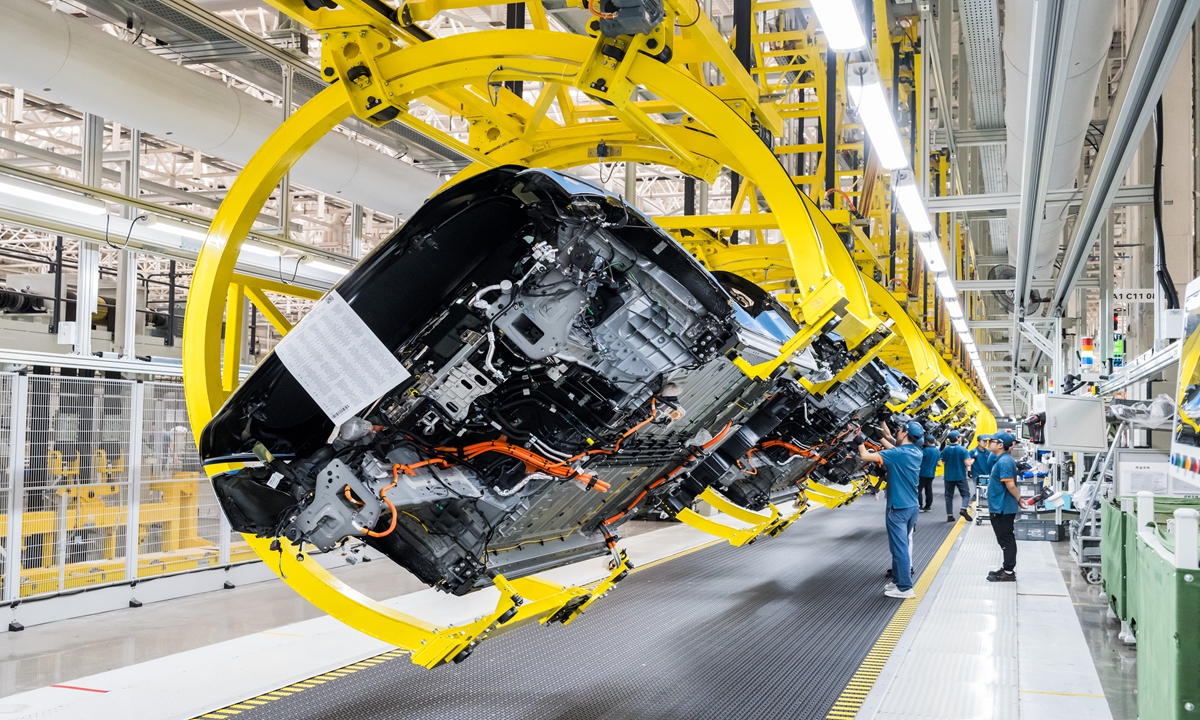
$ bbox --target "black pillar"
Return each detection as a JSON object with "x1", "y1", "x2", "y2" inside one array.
[
  {"x1": 166, "y1": 260, "x2": 176, "y2": 348},
  {"x1": 684, "y1": 177, "x2": 696, "y2": 216},
  {"x1": 505, "y1": 4, "x2": 526, "y2": 97},
  {"x1": 824, "y1": 49, "x2": 837, "y2": 196},
  {"x1": 730, "y1": 0, "x2": 752, "y2": 244}
]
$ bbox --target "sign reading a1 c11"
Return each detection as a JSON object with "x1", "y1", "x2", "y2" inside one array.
[{"x1": 1113, "y1": 289, "x2": 1156, "y2": 303}]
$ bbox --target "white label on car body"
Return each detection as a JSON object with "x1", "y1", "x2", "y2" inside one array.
[{"x1": 274, "y1": 291, "x2": 411, "y2": 426}]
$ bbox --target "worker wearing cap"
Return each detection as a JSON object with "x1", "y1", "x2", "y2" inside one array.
[
  {"x1": 940, "y1": 430, "x2": 972, "y2": 522},
  {"x1": 984, "y1": 432, "x2": 1030, "y2": 582},
  {"x1": 969, "y1": 434, "x2": 994, "y2": 491},
  {"x1": 858, "y1": 420, "x2": 924, "y2": 599}
]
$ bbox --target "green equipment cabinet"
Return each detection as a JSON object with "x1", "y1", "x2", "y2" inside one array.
[
  {"x1": 1102, "y1": 495, "x2": 1200, "y2": 628},
  {"x1": 1128, "y1": 497, "x2": 1200, "y2": 720}
]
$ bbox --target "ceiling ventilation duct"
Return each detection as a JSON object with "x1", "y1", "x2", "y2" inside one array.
[
  {"x1": 1003, "y1": 0, "x2": 1119, "y2": 278},
  {"x1": 0, "y1": 0, "x2": 443, "y2": 218}
]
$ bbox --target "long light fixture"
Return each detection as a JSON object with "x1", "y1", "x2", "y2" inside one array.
[
  {"x1": 809, "y1": 0, "x2": 868, "y2": 51},
  {"x1": 944, "y1": 298, "x2": 963, "y2": 318},
  {"x1": 146, "y1": 213, "x2": 208, "y2": 241},
  {"x1": 241, "y1": 241, "x2": 281, "y2": 258},
  {"x1": 0, "y1": 177, "x2": 106, "y2": 215},
  {"x1": 893, "y1": 169, "x2": 933, "y2": 232},
  {"x1": 918, "y1": 240, "x2": 947, "y2": 273},
  {"x1": 951, "y1": 317, "x2": 968, "y2": 333},
  {"x1": 935, "y1": 274, "x2": 956, "y2": 298},
  {"x1": 846, "y1": 62, "x2": 908, "y2": 170},
  {"x1": 306, "y1": 259, "x2": 351, "y2": 276}
]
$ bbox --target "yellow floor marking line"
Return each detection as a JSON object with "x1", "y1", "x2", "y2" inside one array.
[
  {"x1": 824, "y1": 511, "x2": 970, "y2": 719},
  {"x1": 1020, "y1": 689, "x2": 1107, "y2": 699}
]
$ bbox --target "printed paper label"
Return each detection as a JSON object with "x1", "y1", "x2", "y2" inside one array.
[{"x1": 274, "y1": 291, "x2": 410, "y2": 425}]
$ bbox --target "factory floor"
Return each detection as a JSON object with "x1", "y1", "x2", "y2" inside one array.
[{"x1": 0, "y1": 481, "x2": 1138, "y2": 720}]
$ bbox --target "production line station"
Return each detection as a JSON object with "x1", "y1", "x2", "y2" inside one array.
[{"x1": 0, "y1": 0, "x2": 1195, "y2": 717}]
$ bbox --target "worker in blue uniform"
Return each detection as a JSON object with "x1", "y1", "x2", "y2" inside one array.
[
  {"x1": 940, "y1": 430, "x2": 972, "y2": 522},
  {"x1": 984, "y1": 433, "x2": 1030, "y2": 582},
  {"x1": 968, "y1": 434, "x2": 994, "y2": 492},
  {"x1": 918, "y1": 435, "x2": 940, "y2": 512},
  {"x1": 858, "y1": 420, "x2": 925, "y2": 599}
]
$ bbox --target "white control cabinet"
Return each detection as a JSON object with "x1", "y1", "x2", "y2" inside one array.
[{"x1": 1032, "y1": 394, "x2": 1108, "y2": 452}]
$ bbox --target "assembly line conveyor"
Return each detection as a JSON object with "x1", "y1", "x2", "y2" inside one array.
[{"x1": 196, "y1": 498, "x2": 955, "y2": 720}]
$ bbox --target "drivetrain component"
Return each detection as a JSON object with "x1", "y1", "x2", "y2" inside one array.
[{"x1": 199, "y1": 167, "x2": 953, "y2": 605}]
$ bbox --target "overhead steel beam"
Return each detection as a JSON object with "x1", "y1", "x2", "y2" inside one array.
[
  {"x1": 957, "y1": 277, "x2": 1098, "y2": 291},
  {"x1": 1051, "y1": 0, "x2": 1200, "y2": 316},
  {"x1": 925, "y1": 184, "x2": 1153, "y2": 212},
  {"x1": 932, "y1": 127, "x2": 1007, "y2": 146}
]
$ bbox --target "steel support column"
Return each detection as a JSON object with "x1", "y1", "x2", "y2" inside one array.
[
  {"x1": 2, "y1": 374, "x2": 27, "y2": 604},
  {"x1": 124, "y1": 380, "x2": 144, "y2": 584},
  {"x1": 74, "y1": 113, "x2": 105, "y2": 358},
  {"x1": 351, "y1": 203, "x2": 364, "y2": 260},
  {"x1": 116, "y1": 128, "x2": 141, "y2": 358}
]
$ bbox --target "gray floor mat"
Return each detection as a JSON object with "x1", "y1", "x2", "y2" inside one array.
[{"x1": 227, "y1": 491, "x2": 954, "y2": 720}]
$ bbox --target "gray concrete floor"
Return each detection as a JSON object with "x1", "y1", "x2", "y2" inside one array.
[
  {"x1": 0, "y1": 520, "x2": 665, "y2": 696},
  {"x1": 1053, "y1": 540, "x2": 1137, "y2": 720}
]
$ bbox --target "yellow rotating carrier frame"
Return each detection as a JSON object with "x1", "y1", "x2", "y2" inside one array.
[{"x1": 182, "y1": 0, "x2": 991, "y2": 667}]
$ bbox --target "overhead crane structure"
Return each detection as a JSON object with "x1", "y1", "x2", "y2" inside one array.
[{"x1": 182, "y1": 0, "x2": 993, "y2": 668}]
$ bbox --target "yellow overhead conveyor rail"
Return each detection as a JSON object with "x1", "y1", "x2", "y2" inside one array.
[{"x1": 180, "y1": 0, "x2": 992, "y2": 667}]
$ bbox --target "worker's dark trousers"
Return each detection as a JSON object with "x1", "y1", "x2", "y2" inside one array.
[
  {"x1": 918, "y1": 476, "x2": 934, "y2": 510},
  {"x1": 945, "y1": 480, "x2": 971, "y2": 515},
  {"x1": 991, "y1": 512, "x2": 1017, "y2": 571}
]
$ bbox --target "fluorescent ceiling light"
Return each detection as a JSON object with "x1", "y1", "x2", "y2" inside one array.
[
  {"x1": 958, "y1": 330, "x2": 974, "y2": 345},
  {"x1": 918, "y1": 241, "x2": 946, "y2": 273},
  {"x1": 893, "y1": 170, "x2": 933, "y2": 233},
  {"x1": 809, "y1": 0, "x2": 868, "y2": 51},
  {"x1": 846, "y1": 62, "x2": 908, "y2": 170},
  {"x1": 306, "y1": 259, "x2": 351, "y2": 276},
  {"x1": 241, "y1": 241, "x2": 280, "y2": 258},
  {"x1": 944, "y1": 298, "x2": 963, "y2": 318},
  {"x1": 952, "y1": 317, "x2": 968, "y2": 333},
  {"x1": 0, "y1": 177, "x2": 106, "y2": 215},
  {"x1": 146, "y1": 213, "x2": 208, "y2": 241},
  {"x1": 935, "y1": 274, "x2": 956, "y2": 299}
]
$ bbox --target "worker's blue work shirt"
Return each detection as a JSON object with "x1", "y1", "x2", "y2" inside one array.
[
  {"x1": 987, "y1": 453, "x2": 1021, "y2": 514},
  {"x1": 940, "y1": 444, "x2": 969, "y2": 482},
  {"x1": 920, "y1": 445, "x2": 941, "y2": 476},
  {"x1": 879, "y1": 445, "x2": 923, "y2": 509},
  {"x1": 970, "y1": 447, "x2": 994, "y2": 478}
]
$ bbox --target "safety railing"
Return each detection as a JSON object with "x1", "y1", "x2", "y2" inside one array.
[{"x1": 0, "y1": 372, "x2": 239, "y2": 603}]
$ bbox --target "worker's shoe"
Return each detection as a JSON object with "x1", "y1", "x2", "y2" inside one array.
[
  {"x1": 885, "y1": 587, "x2": 916, "y2": 599},
  {"x1": 946, "y1": 514, "x2": 955, "y2": 522},
  {"x1": 960, "y1": 508, "x2": 973, "y2": 522},
  {"x1": 987, "y1": 570, "x2": 1017, "y2": 582},
  {"x1": 883, "y1": 582, "x2": 897, "y2": 592}
]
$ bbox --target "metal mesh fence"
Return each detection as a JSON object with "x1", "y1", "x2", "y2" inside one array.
[
  {"x1": 139, "y1": 382, "x2": 225, "y2": 579},
  {"x1": 0, "y1": 373, "x2": 13, "y2": 602},
  {"x1": 0, "y1": 373, "x2": 247, "y2": 602},
  {"x1": 18, "y1": 375, "x2": 133, "y2": 598}
]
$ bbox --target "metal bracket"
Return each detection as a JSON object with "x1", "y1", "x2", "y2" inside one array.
[{"x1": 675, "y1": 486, "x2": 783, "y2": 546}]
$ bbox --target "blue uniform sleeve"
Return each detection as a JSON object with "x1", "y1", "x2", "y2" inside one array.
[
  {"x1": 878, "y1": 447, "x2": 896, "y2": 470},
  {"x1": 995, "y1": 455, "x2": 1016, "y2": 480}
]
